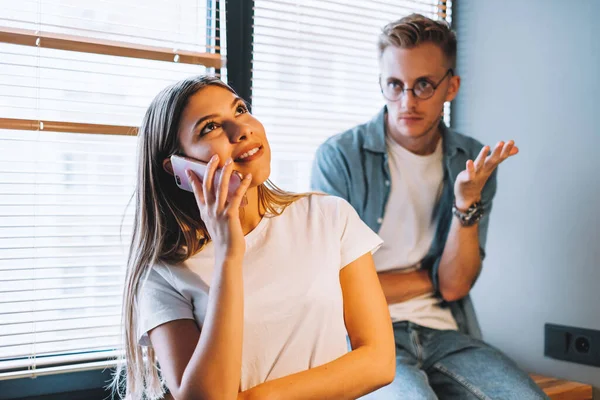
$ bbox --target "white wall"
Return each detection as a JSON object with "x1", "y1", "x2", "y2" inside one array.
[{"x1": 452, "y1": 0, "x2": 600, "y2": 392}]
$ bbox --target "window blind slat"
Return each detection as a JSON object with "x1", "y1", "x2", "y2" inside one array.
[
  {"x1": 0, "y1": 283, "x2": 122, "y2": 295},
  {"x1": 1, "y1": 312, "x2": 121, "y2": 327},
  {"x1": 1, "y1": 317, "x2": 121, "y2": 336},
  {"x1": 252, "y1": 56, "x2": 379, "y2": 77},
  {"x1": 252, "y1": 46, "x2": 375, "y2": 69},
  {"x1": 1, "y1": 271, "x2": 123, "y2": 281},
  {"x1": 0, "y1": 261, "x2": 123, "y2": 271},
  {"x1": 0, "y1": 339, "x2": 121, "y2": 360},
  {"x1": 0, "y1": 359, "x2": 118, "y2": 381},
  {"x1": 2, "y1": 302, "x2": 122, "y2": 316},
  {"x1": 0, "y1": 350, "x2": 121, "y2": 372},
  {"x1": 1, "y1": 329, "x2": 121, "y2": 349},
  {"x1": 1, "y1": 288, "x2": 123, "y2": 304}
]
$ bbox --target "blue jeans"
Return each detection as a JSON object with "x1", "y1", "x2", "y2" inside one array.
[{"x1": 362, "y1": 322, "x2": 548, "y2": 400}]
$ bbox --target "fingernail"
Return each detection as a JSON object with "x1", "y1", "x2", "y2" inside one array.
[
  {"x1": 186, "y1": 169, "x2": 192, "y2": 179},
  {"x1": 245, "y1": 173, "x2": 252, "y2": 180},
  {"x1": 225, "y1": 157, "x2": 233, "y2": 165},
  {"x1": 211, "y1": 154, "x2": 219, "y2": 163}
]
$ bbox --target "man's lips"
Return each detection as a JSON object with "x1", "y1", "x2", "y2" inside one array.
[{"x1": 399, "y1": 115, "x2": 423, "y2": 120}]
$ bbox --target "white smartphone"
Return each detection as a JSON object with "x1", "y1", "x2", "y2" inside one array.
[{"x1": 170, "y1": 154, "x2": 242, "y2": 198}]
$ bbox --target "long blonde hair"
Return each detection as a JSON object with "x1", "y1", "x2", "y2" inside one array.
[{"x1": 112, "y1": 76, "x2": 308, "y2": 399}]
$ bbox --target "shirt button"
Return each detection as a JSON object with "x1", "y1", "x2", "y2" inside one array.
[
  {"x1": 385, "y1": 180, "x2": 390, "y2": 186},
  {"x1": 377, "y1": 217, "x2": 383, "y2": 224}
]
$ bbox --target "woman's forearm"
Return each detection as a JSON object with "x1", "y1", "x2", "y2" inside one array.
[
  {"x1": 239, "y1": 344, "x2": 394, "y2": 400},
  {"x1": 179, "y1": 259, "x2": 245, "y2": 400}
]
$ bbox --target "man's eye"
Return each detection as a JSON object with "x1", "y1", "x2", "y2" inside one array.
[
  {"x1": 415, "y1": 80, "x2": 432, "y2": 90},
  {"x1": 388, "y1": 81, "x2": 401, "y2": 89}
]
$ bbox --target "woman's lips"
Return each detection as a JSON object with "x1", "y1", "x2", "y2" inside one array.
[{"x1": 234, "y1": 145, "x2": 264, "y2": 163}]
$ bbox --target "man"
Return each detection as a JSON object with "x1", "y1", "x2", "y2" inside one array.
[{"x1": 311, "y1": 14, "x2": 547, "y2": 399}]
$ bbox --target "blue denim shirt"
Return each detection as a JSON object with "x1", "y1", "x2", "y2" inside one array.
[{"x1": 310, "y1": 107, "x2": 498, "y2": 339}]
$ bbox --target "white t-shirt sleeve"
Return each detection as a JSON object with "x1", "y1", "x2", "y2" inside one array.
[
  {"x1": 331, "y1": 196, "x2": 383, "y2": 269},
  {"x1": 137, "y1": 266, "x2": 195, "y2": 346}
]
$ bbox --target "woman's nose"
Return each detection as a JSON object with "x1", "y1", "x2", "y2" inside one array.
[{"x1": 225, "y1": 121, "x2": 252, "y2": 142}]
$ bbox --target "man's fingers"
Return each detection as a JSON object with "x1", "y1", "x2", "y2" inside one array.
[
  {"x1": 483, "y1": 141, "x2": 504, "y2": 170},
  {"x1": 466, "y1": 159, "x2": 476, "y2": 180},
  {"x1": 474, "y1": 145, "x2": 490, "y2": 171},
  {"x1": 500, "y1": 141, "x2": 512, "y2": 159},
  {"x1": 500, "y1": 140, "x2": 519, "y2": 159}
]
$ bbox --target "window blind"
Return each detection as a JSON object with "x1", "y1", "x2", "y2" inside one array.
[
  {"x1": 252, "y1": 0, "x2": 452, "y2": 192},
  {"x1": 0, "y1": 0, "x2": 224, "y2": 380}
]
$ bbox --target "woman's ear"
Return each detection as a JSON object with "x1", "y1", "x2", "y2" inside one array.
[{"x1": 163, "y1": 158, "x2": 174, "y2": 176}]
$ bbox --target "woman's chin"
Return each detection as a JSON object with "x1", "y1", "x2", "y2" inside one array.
[{"x1": 249, "y1": 166, "x2": 271, "y2": 187}]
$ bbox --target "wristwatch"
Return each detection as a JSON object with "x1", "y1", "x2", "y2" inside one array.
[{"x1": 452, "y1": 201, "x2": 484, "y2": 226}]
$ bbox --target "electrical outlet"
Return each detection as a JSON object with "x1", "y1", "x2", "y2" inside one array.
[{"x1": 545, "y1": 323, "x2": 600, "y2": 367}]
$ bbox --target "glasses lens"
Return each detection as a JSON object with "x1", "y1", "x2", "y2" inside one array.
[
  {"x1": 381, "y1": 80, "x2": 402, "y2": 101},
  {"x1": 414, "y1": 80, "x2": 434, "y2": 99}
]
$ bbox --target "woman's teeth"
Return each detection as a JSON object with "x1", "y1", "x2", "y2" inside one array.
[{"x1": 238, "y1": 147, "x2": 260, "y2": 160}]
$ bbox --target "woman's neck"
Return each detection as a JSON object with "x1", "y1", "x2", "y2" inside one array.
[{"x1": 239, "y1": 186, "x2": 263, "y2": 235}]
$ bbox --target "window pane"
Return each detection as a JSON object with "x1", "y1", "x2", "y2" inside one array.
[
  {"x1": 0, "y1": 0, "x2": 223, "y2": 376},
  {"x1": 252, "y1": 0, "x2": 452, "y2": 192}
]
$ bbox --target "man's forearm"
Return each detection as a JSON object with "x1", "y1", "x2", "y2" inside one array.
[
  {"x1": 437, "y1": 216, "x2": 482, "y2": 302},
  {"x1": 377, "y1": 268, "x2": 434, "y2": 304}
]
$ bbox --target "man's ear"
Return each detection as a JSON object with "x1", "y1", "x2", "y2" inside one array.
[
  {"x1": 163, "y1": 158, "x2": 174, "y2": 176},
  {"x1": 445, "y1": 74, "x2": 461, "y2": 103}
]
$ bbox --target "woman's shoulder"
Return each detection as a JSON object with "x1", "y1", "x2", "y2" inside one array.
[
  {"x1": 309, "y1": 193, "x2": 354, "y2": 214},
  {"x1": 140, "y1": 260, "x2": 207, "y2": 305},
  {"x1": 140, "y1": 262, "x2": 177, "y2": 292},
  {"x1": 284, "y1": 193, "x2": 354, "y2": 223}
]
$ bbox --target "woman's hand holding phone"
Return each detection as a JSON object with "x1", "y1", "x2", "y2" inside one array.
[{"x1": 186, "y1": 154, "x2": 252, "y2": 264}]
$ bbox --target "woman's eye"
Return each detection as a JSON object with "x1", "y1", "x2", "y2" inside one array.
[
  {"x1": 235, "y1": 104, "x2": 248, "y2": 115},
  {"x1": 201, "y1": 122, "x2": 218, "y2": 136}
]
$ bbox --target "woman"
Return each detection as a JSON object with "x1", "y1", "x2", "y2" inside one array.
[{"x1": 112, "y1": 76, "x2": 395, "y2": 400}]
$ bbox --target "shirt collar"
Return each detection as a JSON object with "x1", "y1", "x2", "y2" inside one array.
[{"x1": 363, "y1": 106, "x2": 467, "y2": 158}]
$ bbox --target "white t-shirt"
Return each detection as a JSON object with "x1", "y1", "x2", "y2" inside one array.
[
  {"x1": 373, "y1": 136, "x2": 457, "y2": 331},
  {"x1": 137, "y1": 195, "x2": 383, "y2": 392}
]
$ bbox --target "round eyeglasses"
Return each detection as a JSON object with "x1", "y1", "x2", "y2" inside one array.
[{"x1": 379, "y1": 69, "x2": 454, "y2": 101}]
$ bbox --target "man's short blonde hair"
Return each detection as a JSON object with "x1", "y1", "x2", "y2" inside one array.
[{"x1": 378, "y1": 14, "x2": 457, "y2": 68}]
